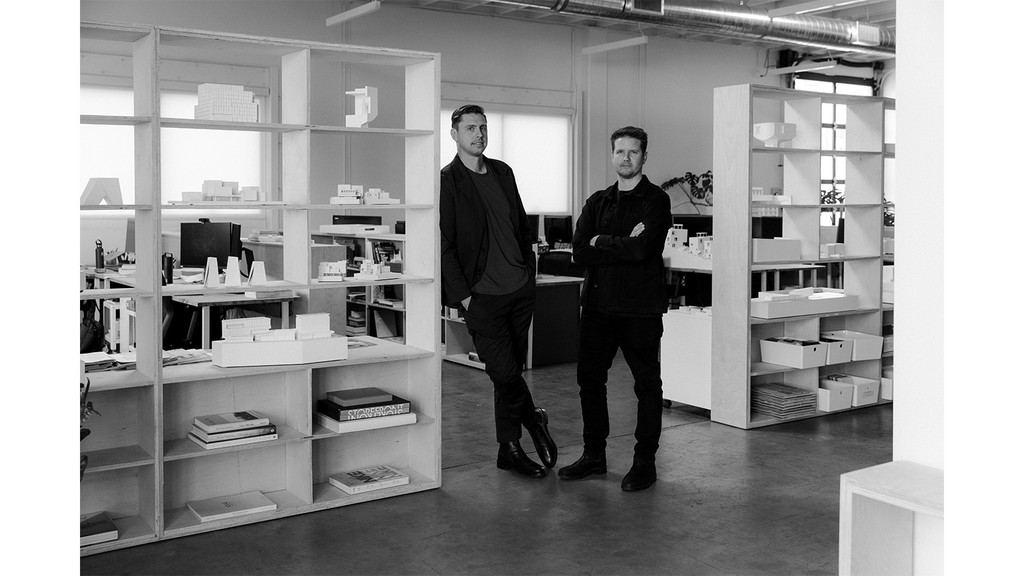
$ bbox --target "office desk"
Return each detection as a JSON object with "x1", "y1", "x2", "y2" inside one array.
[
  {"x1": 172, "y1": 292, "x2": 298, "y2": 350},
  {"x1": 442, "y1": 274, "x2": 583, "y2": 370}
]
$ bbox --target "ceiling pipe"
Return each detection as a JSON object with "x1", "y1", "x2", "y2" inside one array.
[{"x1": 492, "y1": 0, "x2": 895, "y2": 58}]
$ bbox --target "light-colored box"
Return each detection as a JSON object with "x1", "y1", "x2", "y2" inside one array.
[
  {"x1": 880, "y1": 376, "x2": 893, "y2": 400},
  {"x1": 822, "y1": 375, "x2": 880, "y2": 406},
  {"x1": 296, "y1": 313, "x2": 331, "y2": 335},
  {"x1": 759, "y1": 337, "x2": 827, "y2": 369},
  {"x1": 819, "y1": 336, "x2": 854, "y2": 365},
  {"x1": 212, "y1": 335, "x2": 348, "y2": 367},
  {"x1": 821, "y1": 330, "x2": 884, "y2": 360},
  {"x1": 752, "y1": 238, "x2": 801, "y2": 263},
  {"x1": 751, "y1": 289, "x2": 859, "y2": 319},
  {"x1": 818, "y1": 380, "x2": 854, "y2": 412}
]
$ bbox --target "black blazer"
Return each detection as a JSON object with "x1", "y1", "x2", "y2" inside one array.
[{"x1": 439, "y1": 154, "x2": 536, "y2": 308}]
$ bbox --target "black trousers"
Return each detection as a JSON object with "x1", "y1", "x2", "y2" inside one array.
[
  {"x1": 576, "y1": 308, "x2": 664, "y2": 463},
  {"x1": 463, "y1": 280, "x2": 537, "y2": 443}
]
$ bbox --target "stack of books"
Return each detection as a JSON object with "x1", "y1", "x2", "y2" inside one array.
[
  {"x1": 316, "y1": 387, "x2": 415, "y2": 433},
  {"x1": 188, "y1": 410, "x2": 278, "y2": 450},
  {"x1": 346, "y1": 310, "x2": 367, "y2": 336},
  {"x1": 751, "y1": 383, "x2": 817, "y2": 420},
  {"x1": 329, "y1": 464, "x2": 409, "y2": 495}
]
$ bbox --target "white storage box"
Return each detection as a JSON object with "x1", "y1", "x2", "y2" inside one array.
[
  {"x1": 880, "y1": 366, "x2": 894, "y2": 400},
  {"x1": 821, "y1": 374, "x2": 879, "y2": 407},
  {"x1": 752, "y1": 238, "x2": 801, "y2": 263},
  {"x1": 759, "y1": 337, "x2": 827, "y2": 369},
  {"x1": 213, "y1": 335, "x2": 348, "y2": 367},
  {"x1": 820, "y1": 330, "x2": 883, "y2": 360},
  {"x1": 819, "y1": 336, "x2": 854, "y2": 365},
  {"x1": 818, "y1": 380, "x2": 854, "y2": 412},
  {"x1": 751, "y1": 289, "x2": 859, "y2": 319}
]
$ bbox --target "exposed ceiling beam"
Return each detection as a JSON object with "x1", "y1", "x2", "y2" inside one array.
[{"x1": 325, "y1": 1, "x2": 381, "y2": 27}]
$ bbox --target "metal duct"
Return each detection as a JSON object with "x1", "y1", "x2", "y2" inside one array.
[{"x1": 495, "y1": 0, "x2": 895, "y2": 58}]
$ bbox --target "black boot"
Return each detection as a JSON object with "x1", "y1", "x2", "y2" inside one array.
[
  {"x1": 525, "y1": 408, "x2": 557, "y2": 468},
  {"x1": 557, "y1": 451, "x2": 607, "y2": 480},
  {"x1": 497, "y1": 440, "x2": 546, "y2": 478},
  {"x1": 621, "y1": 460, "x2": 656, "y2": 492}
]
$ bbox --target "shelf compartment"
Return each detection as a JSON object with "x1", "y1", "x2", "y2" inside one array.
[
  {"x1": 311, "y1": 467, "x2": 438, "y2": 508},
  {"x1": 163, "y1": 424, "x2": 308, "y2": 461},
  {"x1": 79, "y1": 514, "x2": 157, "y2": 556},
  {"x1": 748, "y1": 399, "x2": 892, "y2": 428},
  {"x1": 161, "y1": 487, "x2": 308, "y2": 536},
  {"x1": 161, "y1": 338, "x2": 433, "y2": 384},
  {"x1": 81, "y1": 444, "x2": 155, "y2": 473}
]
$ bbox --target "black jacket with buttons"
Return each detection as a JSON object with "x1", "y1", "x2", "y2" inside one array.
[
  {"x1": 439, "y1": 154, "x2": 536, "y2": 308},
  {"x1": 572, "y1": 175, "x2": 671, "y2": 316}
]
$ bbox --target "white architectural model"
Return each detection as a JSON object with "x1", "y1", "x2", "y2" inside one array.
[
  {"x1": 345, "y1": 86, "x2": 378, "y2": 127},
  {"x1": 318, "y1": 261, "x2": 348, "y2": 282},
  {"x1": 195, "y1": 83, "x2": 259, "y2": 122}
]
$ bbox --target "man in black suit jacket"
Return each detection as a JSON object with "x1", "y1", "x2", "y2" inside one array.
[{"x1": 439, "y1": 104, "x2": 557, "y2": 479}]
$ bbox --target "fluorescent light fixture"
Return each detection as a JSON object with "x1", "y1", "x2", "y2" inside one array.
[
  {"x1": 582, "y1": 36, "x2": 649, "y2": 55},
  {"x1": 326, "y1": 1, "x2": 381, "y2": 27}
]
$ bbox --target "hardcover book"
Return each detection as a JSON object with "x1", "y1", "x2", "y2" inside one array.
[
  {"x1": 193, "y1": 410, "x2": 270, "y2": 434},
  {"x1": 328, "y1": 464, "x2": 410, "y2": 495},
  {"x1": 189, "y1": 424, "x2": 277, "y2": 443},
  {"x1": 188, "y1": 432, "x2": 278, "y2": 450},
  {"x1": 317, "y1": 396, "x2": 410, "y2": 421},
  {"x1": 80, "y1": 511, "x2": 119, "y2": 547},
  {"x1": 326, "y1": 387, "x2": 393, "y2": 407},
  {"x1": 186, "y1": 490, "x2": 277, "y2": 523},
  {"x1": 315, "y1": 411, "x2": 417, "y2": 434}
]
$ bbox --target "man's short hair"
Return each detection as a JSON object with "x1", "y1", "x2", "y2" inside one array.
[
  {"x1": 452, "y1": 105, "x2": 486, "y2": 129},
  {"x1": 610, "y1": 126, "x2": 648, "y2": 154}
]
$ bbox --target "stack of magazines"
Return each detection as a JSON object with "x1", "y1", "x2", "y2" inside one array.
[
  {"x1": 751, "y1": 383, "x2": 817, "y2": 419},
  {"x1": 187, "y1": 410, "x2": 278, "y2": 450}
]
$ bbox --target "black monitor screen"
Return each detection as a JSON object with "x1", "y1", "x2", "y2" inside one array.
[
  {"x1": 543, "y1": 215, "x2": 573, "y2": 245},
  {"x1": 526, "y1": 214, "x2": 540, "y2": 243},
  {"x1": 180, "y1": 221, "x2": 241, "y2": 269}
]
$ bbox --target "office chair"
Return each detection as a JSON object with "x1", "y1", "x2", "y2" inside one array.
[{"x1": 538, "y1": 251, "x2": 573, "y2": 276}]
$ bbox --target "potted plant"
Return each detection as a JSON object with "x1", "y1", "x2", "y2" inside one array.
[{"x1": 661, "y1": 170, "x2": 713, "y2": 214}]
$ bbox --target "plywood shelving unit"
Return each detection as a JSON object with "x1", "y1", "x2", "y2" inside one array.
[{"x1": 79, "y1": 21, "x2": 440, "y2": 555}]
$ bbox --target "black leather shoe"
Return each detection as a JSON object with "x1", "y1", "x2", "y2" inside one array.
[
  {"x1": 557, "y1": 452, "x2": 607, "y2": 480},
  {"x1": 621, "y1": 461, "x2": 656, "y2": 492},
  {"x1": 525, "y1": 408, "x2": 557, "y2": 468},
  {"x1": 497, "y1": 441, "x2": 546, "y2": 478}
]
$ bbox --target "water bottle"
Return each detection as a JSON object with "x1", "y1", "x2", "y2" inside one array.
[
  {"x1": 163, "y1": 252, "x2": 175, "y2": 285},
  {"x1": 95, "y1": 240, "x2": 105, "y2": 271}
]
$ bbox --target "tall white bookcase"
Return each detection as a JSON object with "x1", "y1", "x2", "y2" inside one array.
[
  {"x1": 711, "y1": 84, "x2": 895, "y2": 429},
  {"x1": 79, "y1": 22, "x2": 440, "y2": 554}
]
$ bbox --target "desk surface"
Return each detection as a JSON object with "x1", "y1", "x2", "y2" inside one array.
[
  {"x1": 172, "y1": 293, "x2": 299, "y2": 307},
  {"x1": 535, "y1": 274, "x2": 584, "y2": 287}
]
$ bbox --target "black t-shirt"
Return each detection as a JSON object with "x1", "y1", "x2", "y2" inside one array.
[{"x1": 469, "y1": 169, "x2": 529, "y2": 295}]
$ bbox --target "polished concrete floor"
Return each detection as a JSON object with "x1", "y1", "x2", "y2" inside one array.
[{"x1": 81, "y1": 357, "x2": 893, "y2": 575}]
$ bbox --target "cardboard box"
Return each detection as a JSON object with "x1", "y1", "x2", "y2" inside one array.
[
  {"x1": 213, "y1": 335, "x2": 348, "y2": 367},
  {"x1": 820, "y1": 330, "x2": 883, "y2": 360},
  {"x1": 822, "y1": 375, "x2": 879, "y2": 406},
  {"x1": 752, "y1": 238, "x2": 801, "y2": 263},
  {"x1": 818, "y1": 380, "x2": 854, "y2": 412},
  {"x1": 760, "y1": 337, "x2": 827, "y2": 369},
  {"x1": 819, "y1": 336, "x2": 854, "y2": 365}
]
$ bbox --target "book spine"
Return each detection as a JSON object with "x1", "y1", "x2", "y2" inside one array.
[
  {"x1": 317, "y1": 400, "x2": 410, "y2": 421},
  {"x1": 191, "y1": 425, "x2": 277, "y2": 442},
  {"x1": 329, "y1": 476, "x2": 409, "y2": 495}
]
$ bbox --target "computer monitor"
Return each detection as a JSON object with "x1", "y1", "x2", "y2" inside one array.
[
  {"x1": 526, "y1": 214, "x2": 541, "y2": 243},
  {"x1": 180, "y1": 219, "x2": 242, "y2": 269},
  {"x1": 543, "y1": 215, "x2": 574, "y2": 246}
]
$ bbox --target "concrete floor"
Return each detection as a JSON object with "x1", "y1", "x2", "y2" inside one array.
[{"x1": 81, "y1": 357, "x2": 892, "y2": 575}]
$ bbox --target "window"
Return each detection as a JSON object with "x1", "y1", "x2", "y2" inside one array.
[
  {"x1": 80, "y1": 85, "x2": 265, "y2": 211},
  {"x1": 441, "y1": 108, "x2": 571, "y2": 214},
  {"x1": 793, "y1": 75, "x2": 874, "y2": 225}
]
